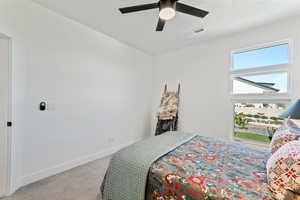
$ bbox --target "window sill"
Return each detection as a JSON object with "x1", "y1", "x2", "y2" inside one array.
[{"x1": 230, "y1": 94, "x2": 291, "y2": 101}]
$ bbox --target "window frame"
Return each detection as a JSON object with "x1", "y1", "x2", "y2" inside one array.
[
  {"x1": 230, "y1": 39, "x2": 293, "y2": 143},
  {"x1": 230, "y1": 39, "x2": 293, "y2": 72},
  {"x1": 230, "y1": 39, "x2": 293, "y2": 99}
]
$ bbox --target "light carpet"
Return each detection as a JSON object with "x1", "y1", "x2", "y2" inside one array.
[{"x1": 1, "y1": 156, "x2": 111, "y2": 200}]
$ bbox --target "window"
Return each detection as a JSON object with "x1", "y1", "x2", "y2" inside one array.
[
  {"x1": 234, "y1": 103, "x2": 287, "y2": 143},
  {"x1": 232, "y1": 43, "x2": 289, "y2": 70},
  {"x1": 231, "y1": 40, "x2": 291, "y2": 143},
  {"x1": 232, "y1": 72, "x2": 288, "y2": 94}
]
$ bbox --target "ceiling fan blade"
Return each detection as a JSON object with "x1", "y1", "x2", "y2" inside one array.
[
  {"x1": 156, "y1": 18, "x2": 166, "y2": 31},
  {"x1": 119, "y1": 3, "x2": 159, "y2": 14},
  {"x1": 176, "y1": 3, "x2": 209, "y2": 18}
]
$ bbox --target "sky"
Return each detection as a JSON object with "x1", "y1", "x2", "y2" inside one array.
[{"x1": 233, "y1": 43, "x2": 288, "y2": 92}]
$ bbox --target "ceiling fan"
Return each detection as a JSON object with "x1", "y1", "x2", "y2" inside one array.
[{"x1": 119, "y1": 0, "x2": 209, "y2": 31}]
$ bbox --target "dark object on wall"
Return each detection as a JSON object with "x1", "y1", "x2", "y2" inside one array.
[
  {"x1": 155, "y1": 84, "x2": 180, "y2": 136},
  {"x1": 40, "y1": 101, "x2": 47, "y2": 111},
  {"x1": 7, "y1": 121, "x2": 12, "y2": 127}
]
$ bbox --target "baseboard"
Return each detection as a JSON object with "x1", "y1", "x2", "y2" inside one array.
[{"x1": 19, "y1": 138, "x2": 143, "y2": 188}]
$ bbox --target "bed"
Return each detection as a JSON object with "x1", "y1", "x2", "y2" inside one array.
[{"x1": 101, "y1": 132, "x2": 274, "y2": 200}]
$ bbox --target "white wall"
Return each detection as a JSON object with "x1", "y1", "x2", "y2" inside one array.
[
  {"x1": 152, "y1": 15, "x2": 300, "y2": 139},
  {"x1": 0, "y1": 0, "x2": 153, "y2": 192}
]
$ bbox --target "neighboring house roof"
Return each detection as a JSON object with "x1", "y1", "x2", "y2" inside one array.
[
  {"x1": 234, "y1": 77, "x2": 280, "y2": 92},
  {"x1": 255, "y1": 82, "x2": 275, "y2": 87}
]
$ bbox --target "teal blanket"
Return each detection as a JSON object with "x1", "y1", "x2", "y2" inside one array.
[{"x1": 101, "y1": 132, "x2": 197, "y2": 200}]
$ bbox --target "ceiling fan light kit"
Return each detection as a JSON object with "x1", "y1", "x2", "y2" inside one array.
[
  {"x1": 119, "y1": 0, "x2": 209, "y2": 31},
  {"x1": 159, "y1": 0, "x2": 176, "y2": 21}
]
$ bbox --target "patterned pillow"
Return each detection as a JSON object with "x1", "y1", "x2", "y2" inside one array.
[
  {"x1": 267, "y1": 141, "x2": 300, "y2": 200},
  {"x1": 270, "y1": 119, "x2": 300, "y2": 154}
]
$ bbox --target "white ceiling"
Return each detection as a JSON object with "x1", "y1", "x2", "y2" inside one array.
[{"x1": 33, "y1": 0, "x2": 300, "y2": 54}]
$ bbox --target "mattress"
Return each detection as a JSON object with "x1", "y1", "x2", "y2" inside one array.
[{"x1": 146, "y1": 136, "x2": 274, "y2": 200}]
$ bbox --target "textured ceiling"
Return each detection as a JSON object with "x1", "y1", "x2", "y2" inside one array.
[{"x1": 33, "y1": 0, "x2": 300, "y2": 54}]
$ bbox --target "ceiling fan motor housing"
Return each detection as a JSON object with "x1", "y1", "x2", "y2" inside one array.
[{"x1": 159, "y1": 0, "x2": 176, "y2": 11}]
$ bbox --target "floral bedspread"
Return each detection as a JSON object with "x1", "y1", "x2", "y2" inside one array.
[{"x1": 146, "y1": 136, "x2": 275, "y2": 200}]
